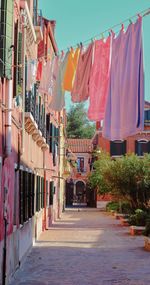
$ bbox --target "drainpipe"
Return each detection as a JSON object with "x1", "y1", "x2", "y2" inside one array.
[
  {"x1": 20, "y1": 10, "x2": 26, "y2": 155},
  {"x1": 5, "y1": 80, "x2": 12, "y2": 156},
  {"x1": 43, "y1": 149, "x2": 47, "y2": 230}
]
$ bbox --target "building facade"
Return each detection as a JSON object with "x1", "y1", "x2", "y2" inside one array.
[
  {"x1": 66, "y1": 139, "x2": 96, "y2": 207},
  {"x1": 0, "y1": 1, "x2": 66, "y2": 283}
]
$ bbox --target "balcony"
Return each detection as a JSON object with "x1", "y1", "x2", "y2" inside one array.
[
  {"x1": 33, "y1": 9, "x2": 43, "y2": 43},
  {"x1": 25, "y1": 91, "x2": 48, "y2": 150}
]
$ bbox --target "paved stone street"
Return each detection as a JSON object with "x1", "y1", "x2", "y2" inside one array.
[{"x1": 10, "y1": 209, "x2": 150, "y2": 285}]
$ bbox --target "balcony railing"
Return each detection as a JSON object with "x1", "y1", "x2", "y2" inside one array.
[{"x1": 25, "y1": 91, "x2": 46, "y2": 139}]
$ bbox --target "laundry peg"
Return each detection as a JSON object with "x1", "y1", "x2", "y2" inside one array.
[
  {"x1": 80, "y1": 42, "x2": 83, "y2": 48},
  {"x1": 61, "y1": 50, "x2": 64, "y2": 57},
  {"x1": 101, "y1": 33, "x2": 104, "y2": 40},
  {"x1": 121, "y1": 23, "x2": 124, "y2": 31},
  {"x1": 137, "y1": 13, "x2": 141, "y2": 18},
  {"x1": 129, "y1": 18, "x2": 132, "y2": 24}
]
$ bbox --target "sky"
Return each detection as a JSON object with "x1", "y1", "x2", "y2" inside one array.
[{"x1": 39, "y1": 0, "x2": 150, "y2": 110}]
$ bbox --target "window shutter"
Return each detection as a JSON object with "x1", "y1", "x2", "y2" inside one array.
[
  {"x1": 110, "y1": 141, "x2": 126, "y2": 156},
  {"x1": 46, "y1": 180, "x2": 48, "y2": 207},
  {"x1": 17, "y1": 32, "x2": 23, "y2": 90},
  {"x1": 28, "y1": 173, "x2": 32, "y2": 218},
  {"x1": 32, "y1": 174, "x2": 35, "y2": 215},
  {"x1": 41, "y1": 177, "x2": 44, "y2": 209},
  {"x1": 46, "y1": 114, "x2": 50, "y2": 145},
  {"x1": 36, "y1": 175, "x2": 40, "y2": 212},
  {"x1": 49, "y1": 181, "x2": 54, "y2": 205},
  {"x1": 19, "y1": 170, "x2": 24, "y2": 225},
  {"x1": 13, "y1": 21, "x2": 18, "y2": 97},
  {"x1": 0, "y1": 0, "x2": 13, "y2": 79}
]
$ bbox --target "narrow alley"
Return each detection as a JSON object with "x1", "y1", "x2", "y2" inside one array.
[{"x1": 10, "y1": 209, "x2": 150, "y2": 285}]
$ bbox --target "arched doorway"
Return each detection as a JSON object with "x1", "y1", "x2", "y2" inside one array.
[
  {"x1": 65, "y1": 181, "x2": 74, "y2": 206},
  {"x1": 75, "y1": 180, "x2": 86, "y2": 204}
]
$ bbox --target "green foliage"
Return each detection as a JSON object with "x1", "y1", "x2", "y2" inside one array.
[
  {"x1": 88, "y1": 151, "x2": 150, "y2": 210},
  {"x1": 67, "y1": 103, "x2": 95, "y2": 138},
  {"x1": 128, "y1": 209, "x2": 148, "y2": 226},
  {"x1": 106, "y1": 201, "x2": 119, "y2": 212},
  {"x1": 120, "y1": 201, "x2": 134, "y2": 214},
  {"x1": 88, "y1": 150, "x2": 112, "y2": 194}
]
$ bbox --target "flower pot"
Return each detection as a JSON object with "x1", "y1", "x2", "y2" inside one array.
[
  {"x1": 144, "y1": 236, "x2": 150, "y2": 251},
  {"x1": 120, "y1": 218, "x2": 129, "y2": 226},
  {"x1": 130, "y1": 226, "x2": 145, "y2": 236}
]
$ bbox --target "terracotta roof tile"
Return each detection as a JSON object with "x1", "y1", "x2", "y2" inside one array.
[{"x1": 67, "y1": 139, "x2": 92, "y2": 153}]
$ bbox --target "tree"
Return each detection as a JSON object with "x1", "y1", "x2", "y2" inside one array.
[
  {"x1": 88, "y1": 151, "x2": 150, "y2": 210},
  {"x1": 67, "y1": 103, "x2": 95, "y2": 138}
]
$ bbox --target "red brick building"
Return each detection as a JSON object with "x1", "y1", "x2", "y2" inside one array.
[
  {"x1": 66, "y1": 139, "x2": 96, "y2": 207},
  {"x1": 93, "y1": 101, "x2": 150, "y2": 157}
]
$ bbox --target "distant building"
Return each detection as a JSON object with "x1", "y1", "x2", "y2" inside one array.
[{"x1": 66, "y1": 139, "x2": 96, "y2": 207}]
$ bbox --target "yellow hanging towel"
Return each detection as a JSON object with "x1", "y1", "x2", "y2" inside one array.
[{"x1": 63, "y1": 47, "x2": 80, "y2": 91}]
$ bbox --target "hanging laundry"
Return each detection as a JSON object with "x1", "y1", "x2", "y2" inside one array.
[
  {"x1": 38, "y1": 57, "x2": 58, "y2": 95},
  {"x1": 63, "y1": 47, "x2": 80, "y2": 91},
  {"x1": 26, "y1": 60, "x2": 37, "y2": 91},
  {"x1": 38, "y1": 60, "x2": 51, "y2": 95},
  {"x1": 50, "y1": 52, "x2": 69, "y2": 111},
  {"x1": 48, "y1": 56, "x2": 59, "y2": 97},
  {"x1": 71, "y1": 43, "x2": 93, "y2": 102},
  {"x1": 102, "y1": 17, "x2": 144, "y2": 140},
  {"x1": 36, "y1": 60, "x2": 43, "y2": 81},
  {"x1": 88, "y1": 36, "x2": 111, "y2": 121}
]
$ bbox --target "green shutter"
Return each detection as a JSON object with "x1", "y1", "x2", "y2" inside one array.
[
  {"x1": 19, "y1": 170, "x2": 24, "y2": 224},
  {"x1": 49, "y1": 181, "x2": 54, "y2": 205},
  {"x1": 0, "y1": 0, "x2": 13, "y2": 79},
  {"x1": 46, "y1": 180, "x2": 48, "y2": 207}
]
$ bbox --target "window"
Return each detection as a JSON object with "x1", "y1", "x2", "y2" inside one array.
[
  {"x1": 19, "y1": 170, "x2": 35, "y2": 224},
  {"x1": 110, "y1": 140, "x2": 126, "y2": 156},
  {"x1": 144, "y1": 110, "x2": 150, "y2": 125},
  {"x1": 28, "y1": 173, "x2": 35, "y2": 218},
  {"x1": 135, "y1": 140, "x2": 150, "y2": 156},
  {"x1": 0, "y1": 0, "x2": 13, "y2": 79},
  {"x1": 77, "y1": 157, "x2": 84, "y2": 172}
]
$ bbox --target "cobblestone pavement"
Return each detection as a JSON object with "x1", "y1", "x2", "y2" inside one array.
[{"x1": 10, "y1": 209, "x2": 150, "y2": 285}]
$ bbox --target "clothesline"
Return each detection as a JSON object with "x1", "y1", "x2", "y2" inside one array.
[
  {"x1": 61, "y1": 7, "x2": 150, "y2": 53},
  {"x1": 0, "y1": 7, "x2": 150, "y2": 69}
]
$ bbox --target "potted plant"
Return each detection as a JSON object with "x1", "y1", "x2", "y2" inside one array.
[{"x1": 129, "y1": 209, "x2": 147, "y2": 236}]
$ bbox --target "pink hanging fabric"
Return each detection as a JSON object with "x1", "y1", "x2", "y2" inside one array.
[
  {"x1": 88, "y1": 37, "x2": 111, "y2": 121},
  {"x1": 38, "y1": 57, "x2": 59, "y2": 96},
  {"x1": 71, "y1": 43, "x2": 93, "y2": 102},
  {"x1": 103, "y1": 17, "x2": 144, "y2": 140},
  {"x1": 38, "y1": 60, "x2": 51, "y2": 95}
]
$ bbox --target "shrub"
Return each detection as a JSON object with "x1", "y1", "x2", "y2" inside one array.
[
  {"x1": 120, "y1": 202, "x2": 134, "y2": 214},
  {"x1": 128, "y1": 209, "x2": 148, "y2": 226},
  {"x1": 106, "y1": 201, "x2": 119, "y2": 212}
]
